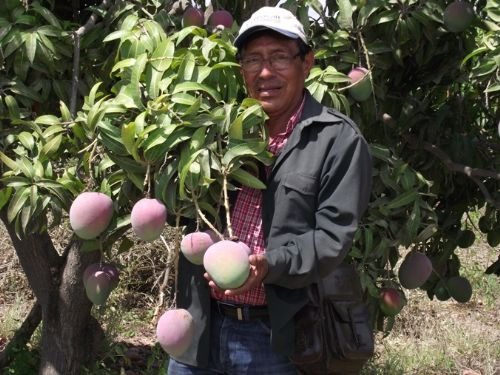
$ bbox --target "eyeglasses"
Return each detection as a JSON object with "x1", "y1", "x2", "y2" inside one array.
[{"x1": 239, "y1": 52, "x2": 302, "y2": 73}]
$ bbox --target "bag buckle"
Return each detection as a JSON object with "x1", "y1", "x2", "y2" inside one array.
[{"x1": 236, "y1": 307, "x2": 244, "y2": 320}]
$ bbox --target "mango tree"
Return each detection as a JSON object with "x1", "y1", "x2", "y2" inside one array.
[{"x1": 0, "y1": 0, "x2": 498, "y2": 373}]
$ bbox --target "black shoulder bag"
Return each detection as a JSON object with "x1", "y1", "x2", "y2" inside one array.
[{"x1": 289, "y1": 263, "x2": 374, "y2": 374}]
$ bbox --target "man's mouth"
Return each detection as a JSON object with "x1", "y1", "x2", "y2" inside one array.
[{"x1": 257, "y1": 86, "x2": 281, "y2": 96}]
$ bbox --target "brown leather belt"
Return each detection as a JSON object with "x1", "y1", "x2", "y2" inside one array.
[{"x1": 212, "y1": 300, "x2": 269, "y2": 321}]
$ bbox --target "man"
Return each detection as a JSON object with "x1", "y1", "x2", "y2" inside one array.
[{"x1": 168, "y1": 6, "x2": 373, "y2": 374}]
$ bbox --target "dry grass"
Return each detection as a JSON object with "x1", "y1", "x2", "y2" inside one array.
[
  {"x1": 1, "y1": 222, "x2": 499, "y2": 374},
  {"x1": 364, "y1": 241, "x2": 500, "y2": 375}
]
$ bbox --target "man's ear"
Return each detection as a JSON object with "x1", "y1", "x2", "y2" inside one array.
[{"x1": 303, "y1": 50, "x2": 315, "y2": 75}]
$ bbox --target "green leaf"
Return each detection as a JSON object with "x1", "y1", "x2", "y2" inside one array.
[
  {"x1": 406, "y1": 200, "x2": 421, "y2": 240},
  {"x1": 121, "y1": 122, "x2": 139, "y2": 160},
  {"x1": 0, "y1": 24, "x2": 12, "y2": 44},
  {"x1": 221, "y1": 141, "x2": 267, "y2": 167},
  {"x1": 368, "y1": 9, "x2": 399, "y2": 26},
  {"x1": 171, "y1": 92, "x2": 198, "y2": 106},
  {"x1": 2, "y1": 176, "x2": 31, "y2": 188},
  {"x1": 42, "y1": 125, "x2": 65, "y2": 138},
  {"x1": 337, "y1": 0, "x2": 354, "y2": 30},
  {"x1": 178, "y1": 51, "x2": 196, "y2": 81},
  {"x1": 20, "y1": 204, "x2": 33, "y2": 235},
  {"x1": 32, "y1": 3, "x2": 62, "y2": 29},
  {"x1": 189, "y1": 126, "x2": 207, "y2": 152},
  {"x1": 7, "y1": 187, "x2": 30, "y2": 223},
  {"x1": 0, "y1": 188, "x2": 13, "y2": 211},
  {"x1": 86, "y1": 97, "x2": 106, "y2": 131},
  {"x1": 144, "y1": 127, "x2": 193, "y2": 163},
  {"x1": 416, "y1": 224, "x2": 438, "y2": 243},
  {"x1": 150, "y1": 38, "x2": 175, "y2": 72},
  {"x1": 103, "y1": 30, "x2": 132, "y2": 43},
  {"x1": 157, "y1": 158, "x2": 179, "y2": 204},
  {"x1": 385, "y1": 190, "x2": 418, "y2": 209},
  {"x1": 4, "y1": 95, "x2": 20, "y2": 118},
  {"x1": 37, "y1": 32, "x2": 57, "y2": 55},
  {"x1": 127, "y1": 171, "x2": 145, "y2": 191},
  {"x1": 162, "y1": 178, "x2": 179, "y2": 212},
  {"x1": 35, "y1": 180, "x2": 69, "y2": 206},
  {"x1": 35, "y1": 114, "x2": 60, "y2": 126},
  {"x1": 107, "y1": 154, "x2": 145, "y2": 174},
  {"x1": 8, "y1": 80, "x2": 42, "y2": 102},
  {"x1": 36, "y1": 25, "x2": 61, "y2": 37},
  {"x1": 4, "y1": 30, "x2": 24, "y2": 58},
  {"x1": 131, "y1": 53, "x2": 148, "y2": 84},
  {"x1": 370, "y1": 144, "x2": 392, "y2": 161},
  {"x1": 87, "y1": 82, "x2": 103, "y2": 107},
  {"x1": 145, "y1": 65, "x2": 163, "y2": 99},
  {"x1": 18, "y1": 132, "x2": 35, "y2": 150},
  {"x1": 120, "y1": 14, "x2": 139, "y2": 31},
  {"x1": 172, "y1": 82, "x2": 221, "y2": 102},
  {"x1": 25, "y1": 32, "x2": 37, "y2": 64},
  {"x1": 17, "y1": 157, "x2": 34, "y2": 179},
  {"x1": 229, "y1": 168, "x2": 266, "y2": 189},
  {"x1": 174, "y1": 26, "x2": 207, "y2": 45},
  {"x1": 0, "y1": 151, "x2": 19, "y2": 171},
  {"x1": 179, "y1": 148, "x2": 205, "y2": 199},
  {"x1": 229, "y1": 117, "x2": 243, "y2": 139},
  {"x1": 484, "y1": 83, "x2": 500, "y2": 93},
  {"x1": 143, "y1": 19, "x2": 166, "y2": 46},
  {"x1": 111, "y1": 58, "x2": 137, "y2": 73},
  {"x1": 41, "y1": 134, "x2": 62, "y2": 157},
  {"x1": 33, "y1": 160, "x2": 44, "y2": 177},
  {"x1": 99, "y1": 123, "x2": 128, "y2": 155},
  {"x1": 59, "y1": 101, "x2": 72, "y2": 122}
]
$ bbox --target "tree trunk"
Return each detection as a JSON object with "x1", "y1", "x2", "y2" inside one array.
[
  {"x1": 38, "y1": 241, "x2": 105, "y2": 374},
  {"x1": 1, "y1": 213, "x2": 104, "y2": 375}
]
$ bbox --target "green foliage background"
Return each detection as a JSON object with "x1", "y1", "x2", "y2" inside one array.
[{"x1": 0, "y1": 0, "x2": 499, "y2": 334}]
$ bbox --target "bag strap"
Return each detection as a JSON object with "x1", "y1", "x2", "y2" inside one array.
[{"x1": 311, "y1": 230, "x2": 326, "y2": 304}]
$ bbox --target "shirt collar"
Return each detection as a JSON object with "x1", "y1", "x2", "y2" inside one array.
[{"x1": 271, "y1": 92, "x2": 307, "y2": 140}]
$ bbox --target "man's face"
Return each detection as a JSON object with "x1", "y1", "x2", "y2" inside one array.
[{"x1": 240, "y1": 34, "x2": 314, "y2": 120}]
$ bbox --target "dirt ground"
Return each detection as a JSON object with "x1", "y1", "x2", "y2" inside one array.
[{"x1": 1, "y1": 223, "x2": 499, "y2": 374}]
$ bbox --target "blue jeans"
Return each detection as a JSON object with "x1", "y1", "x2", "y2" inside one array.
[{"x1": 167, "y1": 304, "x2": 297, "y2": 375}]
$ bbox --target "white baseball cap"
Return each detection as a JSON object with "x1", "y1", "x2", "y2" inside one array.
[{"x1": 234, "y1": 6, "x2": 308, "y2": 49}]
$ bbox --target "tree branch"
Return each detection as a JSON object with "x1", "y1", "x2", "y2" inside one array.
[
  {"x1": 403, "y1": 133, "x2": 500, "y2": 209},
  {"x1": 70, "y1": 0, "x2": 113, "y2": 116},
  {"x1": 404, "y1": 134, "x2": 500, "y2": 180}
]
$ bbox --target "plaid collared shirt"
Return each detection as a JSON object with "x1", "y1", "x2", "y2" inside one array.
[{"x1": 212, "y1": 94, "x2": 306, "y2": 305}]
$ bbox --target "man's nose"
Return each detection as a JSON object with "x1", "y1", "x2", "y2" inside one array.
[{"x1": 258, "y1": 59, "x2": 274, "y2": 77}]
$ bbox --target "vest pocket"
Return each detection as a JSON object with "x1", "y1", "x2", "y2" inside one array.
[
  {"x1": 276, "y1": 173, "x2": 318, "y2": 229},
  {"x1": 282, "y1": 173, "x2": 317, "y2": 196}
]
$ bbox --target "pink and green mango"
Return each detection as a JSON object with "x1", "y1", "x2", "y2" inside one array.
[
  {"x1": 84, "y1": 270, "x2": 113, "y2": 305},
  {"x1": 443, "y1": 1, "x2": 474, "y2": 33},
  {"x1": 209, "y1": 10, "x2": 233, "y2": 28},
  {"x1": 348, "y1": 67, "x2": 372, "y2": 102},
  {"x1": 379, "y1": 287, "x2": 406, "y2": 316},
  {"x1": 69, "y1": 192, "x2": 114, "y2": 240},
  {"x1": 182, "y1": 7, "x2": 204, "y2": 27},
  {"x1": 398, "y1": 252, "x2": 432, "y2": 289},
  {"x1": 181, "y1": 231, "x2": 219, "y2": 265},
  {"x1": 83, "y1": 262, "x2": 119, "y2": 290},
  {"x1": 131, "y1": 198, "x2": 167, "y2": 242},
  {"x1": 203, "y1": 240, "x2": 250, "y2": 289},
  {"x1": 156, "y1": 309, "x2": 194, "y2": 357}
]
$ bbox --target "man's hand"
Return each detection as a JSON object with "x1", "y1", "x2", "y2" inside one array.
[{"x1": 204, "y1": 254, "x2": 269, "y2": 296}]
